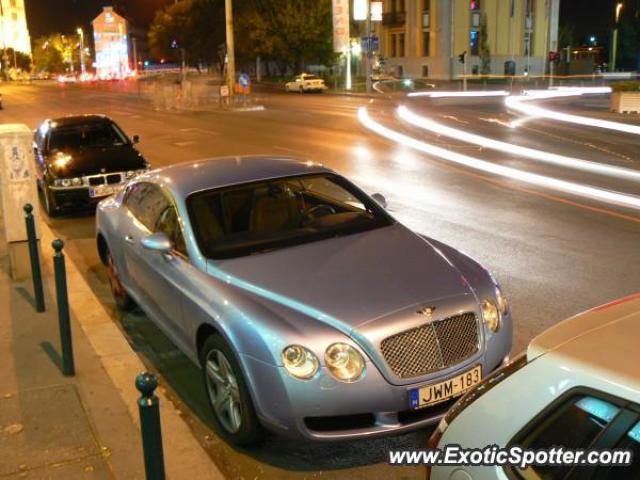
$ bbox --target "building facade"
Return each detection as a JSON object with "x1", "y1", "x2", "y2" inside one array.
[
  {"x1": 378, "y1": 0, "x2": 560, "y2": 79},
  {"x1": 0, "y1": 0, "x2": 31, "y2": 54},
  {"x1": 92, "y1": 6, "x2": 132, "y2": 78}
]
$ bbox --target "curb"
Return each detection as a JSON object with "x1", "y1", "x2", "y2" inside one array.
[{"x1": 38, "y1": 220, "x2": 226, "y2": 480}]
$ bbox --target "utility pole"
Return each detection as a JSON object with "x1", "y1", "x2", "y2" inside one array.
[
  {"x1": 365, "y1": 0, "x2": 372, "y2": 94},
  {"x1": 225, "y1": 0, "x2": 236, "y2": 98},
  {"x1": 77, "y1": 28, "x2": 85, "y2": 74},
  {"x1": 132, "y1": 36, "x2": 138, "y2": 72},
  {"x1": 610, "y1": 3, "x2": 623, "y2": 72}
]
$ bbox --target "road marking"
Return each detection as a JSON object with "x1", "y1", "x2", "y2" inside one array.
[
  {"x1": 174, "y1": 141, "x2": 196, "y2": 147},
  {"x1": 272, "y1": 145, "x2": 306, "y2": 155},
  {"x1": 441, "y1": 115, "x2": 469, "y2": 124}
]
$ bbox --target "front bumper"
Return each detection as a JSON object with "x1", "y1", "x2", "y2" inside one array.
[
  {"x1": 49, "y1": 184, "x2": 122, "y2": 208},
  {"x1": 240, "y1": 351, "x2": 509, "y2": 441}
]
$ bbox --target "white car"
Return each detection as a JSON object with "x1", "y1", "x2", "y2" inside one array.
[
  {"x1": 427, "y1": 294, "x2": 640, "y2": 480},
  {"x1": 285, "y1": 74, "x2": 328, "y2": 93}
]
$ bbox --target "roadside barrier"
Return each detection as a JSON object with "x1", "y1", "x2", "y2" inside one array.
[
  {"x1": 136, "y1": 372, "x2": 166, "y2": 480},
  {"x1": 52, "y1": 239, "x2": 75, "y2": 376},
  {"x1": 23, "y1": 204, "x2": 44, "y2": 312}
]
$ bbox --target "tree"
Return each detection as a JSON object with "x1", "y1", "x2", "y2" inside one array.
[
  {"x1": 478, "y1": 13, "x2": 491, "y2": 74},
  {"x1": 32, "y1": 35, "x2": 66, "y2": 73},
  {"x1": 238, "y1": 0, "x2": 336, "y2": 71},
  {"x1": 558, "y1": 24, "x2": 576, "y2": 49},
  {"x1": 617, "y1": 15, "x2": 640, "y2": 71},
  {"x1": 148, "y1": 0, "x2": 225, "y2": 67},
  {"x1": 3, "y1": 48, "x2": 31, "y2": 71}
]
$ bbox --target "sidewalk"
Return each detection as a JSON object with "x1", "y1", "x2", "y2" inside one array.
[{"x1": 0, "y1": 215, "x2": 225, "y2": 479}]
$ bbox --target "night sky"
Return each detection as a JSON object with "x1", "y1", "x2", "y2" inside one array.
[
  {"x1": 25, "y1": 0, "x2": 639, "y2": 43},
  {"x1": 25, "y1": 0, "x2": 171, "y2": 39}
]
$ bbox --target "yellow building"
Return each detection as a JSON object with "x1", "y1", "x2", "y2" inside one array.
[
  {"x1": 0, "y1": 0, "x2": 31, "y2": 54},
  {"x1": 379, "y1": 0, "x2": 559, "y2": 79}
]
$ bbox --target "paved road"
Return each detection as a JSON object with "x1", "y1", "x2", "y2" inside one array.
[{"x1": 2, "y1": 81, "x2": 639, "y2": 479}]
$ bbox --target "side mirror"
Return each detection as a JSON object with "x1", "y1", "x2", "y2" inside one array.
[
  {"x1": 132, "y1": 135, "x2": 140, "y2": 144},
  {"x1": 371, "y1": 193, "x2": 387, "y2": 209},
  {"x1": 141, "y1": 233, "x2": 172, "y2": 254}
]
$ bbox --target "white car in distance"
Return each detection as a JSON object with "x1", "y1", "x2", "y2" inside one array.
[
  {"x1": 427, "y1": 294, "x2": 640, "y2": 480},
  {"x1": 285, "y1": 73, "x2": 328, "y2": 93}
]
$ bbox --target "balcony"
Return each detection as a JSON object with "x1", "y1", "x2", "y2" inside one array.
[{"x1": 382, "y1": 11, "x2": 406, "y2": 27}]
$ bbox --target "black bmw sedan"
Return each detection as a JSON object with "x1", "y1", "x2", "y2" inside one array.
[{"x1": 34, "y1": 115, "x2": 149, "y2": 216}]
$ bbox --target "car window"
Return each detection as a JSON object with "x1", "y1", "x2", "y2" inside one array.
[
  {"x1": 592, "y1": 420, "x2": 640, "y2": 479},
  {"x1": 155, "y1": 206, "x2": 187, "y2": 257},
  {"x1": 48, "y1": 121, "x2": 128, "y2": 150},
  {"x1": 125, "y1": 183, "x2": 169, "y2": 231},
  {"x1": 514, "y1": 395, "x2": 621, "y2": 480},
  {"x1": 187, "y1": 173, "x2": 392, "y2": 259}
]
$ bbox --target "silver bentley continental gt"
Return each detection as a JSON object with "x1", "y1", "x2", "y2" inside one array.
[{"x1": 96, "y1": 156, "x2": 512, "y2": 445}]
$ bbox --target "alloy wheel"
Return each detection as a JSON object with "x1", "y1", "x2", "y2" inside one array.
[{"x1": 205, "y1": 349, "x2": 242, "y2": 433}]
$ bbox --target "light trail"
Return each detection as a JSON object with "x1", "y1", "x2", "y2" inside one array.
[
  {"x1": 408, "y1": 90, "x2": 509, "y2": 98},
  {"x1": 358, "y1": 107, "x2": 640, "y2": 211},
  {"x1": 397, "y1": 106, "x2": 640, "y2": 182},
  {"x1": 506, "y1": 87, "x2": 640, "y2": 135}
]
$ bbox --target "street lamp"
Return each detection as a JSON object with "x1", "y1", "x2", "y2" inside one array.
[
  {"x1": 77, "y1": 27, "x2": 85, "y2": 74},
  {"x1": 610, "y1": 2, "x2": 623, "y2": 72}
]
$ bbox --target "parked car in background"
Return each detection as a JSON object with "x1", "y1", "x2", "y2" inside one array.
[
  {"x1": 96, "y1": 155, "x2": 511, "y2": 446},
  {"x1": 427, "y1": 293, "x2": 640, "y2": 480},
  {"x1": 285, "y1": 74, "x2": 328, "y2": 93},
  {"x1": 34, "y1": 115, "x2": 148, "y2": 216}
]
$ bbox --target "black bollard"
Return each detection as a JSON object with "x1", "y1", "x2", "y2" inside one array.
[
  {"x1": 23, "y1": 204, "x2": 45, "y2": 312},
  {"x1": 52, "y1": 239, "x2": 75, "y2": 376},
  {"x1": 136, "y1": 372, "x2": 166, "y2": 480}
]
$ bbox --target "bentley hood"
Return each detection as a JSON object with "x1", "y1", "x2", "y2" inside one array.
[{"x1": 207, "y1": 224, "x2": 476, "y2": 331}]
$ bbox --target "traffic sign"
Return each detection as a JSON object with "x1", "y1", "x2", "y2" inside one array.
[
  {"x1": 238, "y1": 73, "x2": 251, "y2": 88},
  {"x1": 361, "y1": 36, "x2": 379, "y2": 53}
]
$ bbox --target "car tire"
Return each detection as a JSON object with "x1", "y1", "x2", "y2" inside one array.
[
  {"x1": 200, "y1": 334, "x2": 264, "y2": 446},
  {"x1": 105, "y1": 246, "x2": 135, "y2": 311},
  {"x1": 40, "y1": 184, "x2": 61, "y2": 218}
]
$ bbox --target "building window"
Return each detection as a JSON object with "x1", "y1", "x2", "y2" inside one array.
[
  {"x1": 392, "y1": 0, "x2": 405, "y2": 13},
  {"x1": 398, "y1": 33, "x2": 405, "y2": 57},
  {"x1": 390, "y1": 32, "x2": 405, "y2": 58},
  {"x1": 524, "y1": 31, "x2": 533, "y2": 56},
  {"x1": 423, "y1": 30, "x2": 430, "y2": 56},
  {"x1": 422, "y1": 65, "x2": 429, "y2": 77},
  {"x1": 470, "y1": 31, "x2": 479, "y2": 56}
]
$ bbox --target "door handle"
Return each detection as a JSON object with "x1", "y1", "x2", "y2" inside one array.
[{"x1": 124, "y1": 235, "x2": 135, "y2": 245}]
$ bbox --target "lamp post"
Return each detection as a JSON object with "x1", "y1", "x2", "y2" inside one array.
[
  {"x1": 610, "y1": 2, "x2": 623, "y2": 72},
  {"x1": 225, "y1": 0, "x2": 236, "y2": 99},
  {"x1": 77, "y1": 28, "x2": 85, "y2": 74}
]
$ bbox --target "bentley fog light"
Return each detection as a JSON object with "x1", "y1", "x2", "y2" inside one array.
[
  {"x1": 282, "y1": 345, "x2": 319, "y2": 380},
  {"x1": 325, "y1": 343, "x2": 365, "y2": 382},
  {"x1": 481, "y1": 299, "x2": 500, "y2": 332}
]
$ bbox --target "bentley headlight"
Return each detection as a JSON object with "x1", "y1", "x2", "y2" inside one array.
[
  {"x1": 325, "y1": 343, "x2": 365, "y2": 382},
  {"x1": 282, "y1": 345, "x2": 319, "y2": 380},
  {"x1": 482, "y1": 299, "x2": 501, "y2": 332},
  {"x1": 496, "y1": 286, "x2": 508, "y2": 316}
]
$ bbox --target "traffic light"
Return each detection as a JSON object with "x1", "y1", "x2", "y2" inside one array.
[
  {"x1": 458, "y1": 51, "x2": 467, "y2": 64},
  {"x1": 548, "y1": 51, "x2": 559, "y2": 62}
]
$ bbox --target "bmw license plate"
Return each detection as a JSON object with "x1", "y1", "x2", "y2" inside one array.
[
  {"x1": 410, "y1": 365, "x2": 482, "y2": 410},
  {"x1": 89, "y1": 185, "x2": 115, "y2": 198}
]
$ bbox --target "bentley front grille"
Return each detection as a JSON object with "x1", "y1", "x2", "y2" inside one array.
[{"x1": 380, "y1": 313, "x2": 479, "y2": 379}]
